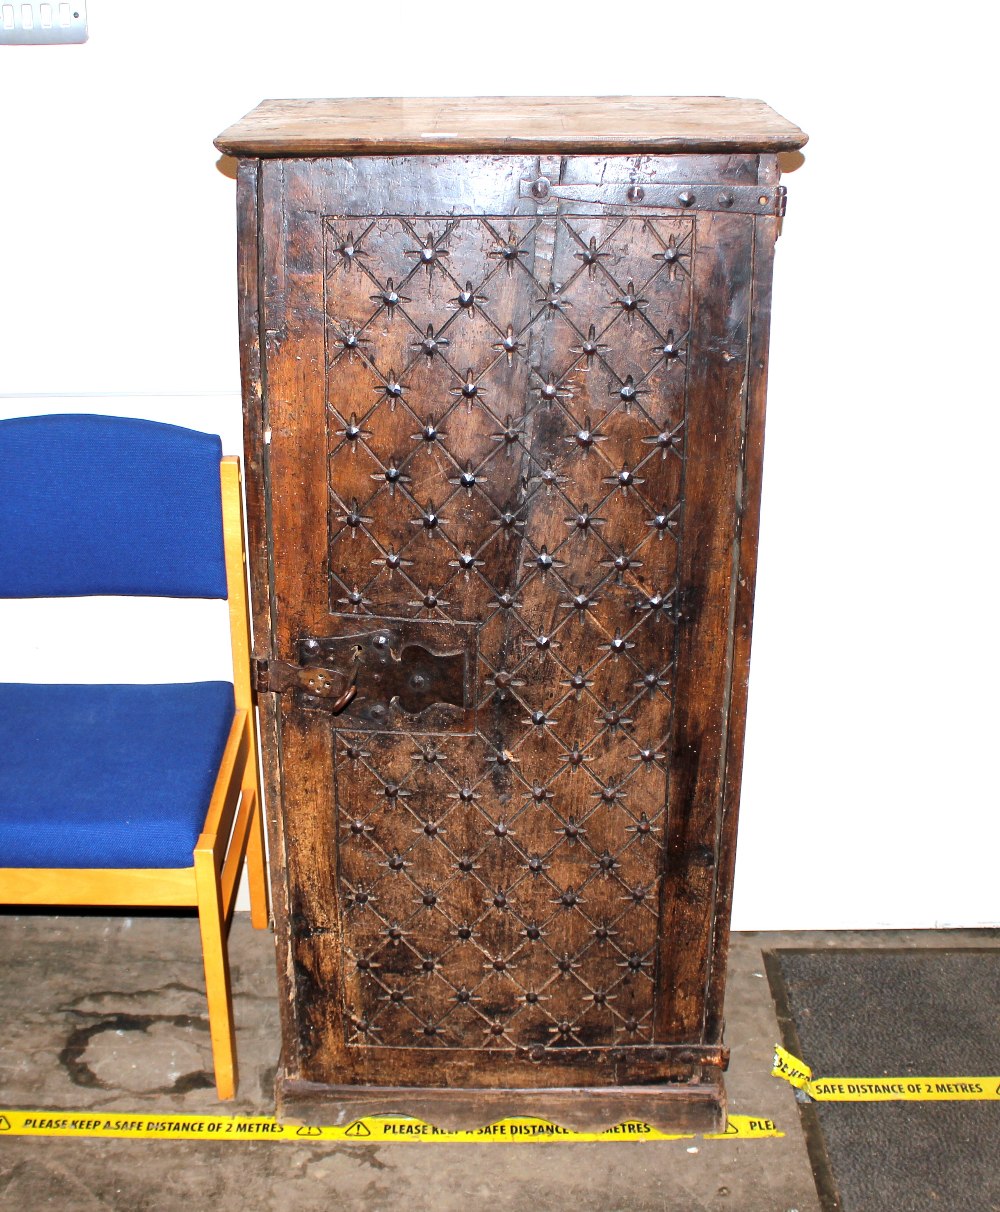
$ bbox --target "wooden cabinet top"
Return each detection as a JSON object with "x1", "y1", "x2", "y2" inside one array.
[{"x1": 214, "y1": 96, "x2": 807, "y2": 157}]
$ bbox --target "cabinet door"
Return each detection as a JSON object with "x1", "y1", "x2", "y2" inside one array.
[{"x1": 256, "y1": 155, "x2": 766, "y2": 1090}]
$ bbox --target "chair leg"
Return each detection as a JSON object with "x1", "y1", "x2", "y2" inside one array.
[
  {"x1": 194, "y1": 850, "x2": 238, "y2": 1100},
  {"x1": 244, "y1": 786, "x2": 270, "y2": 931}
]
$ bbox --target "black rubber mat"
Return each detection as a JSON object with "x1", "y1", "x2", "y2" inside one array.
[{"x1": 766, "y1": 948, "x2": 1000, "y2": 1212}]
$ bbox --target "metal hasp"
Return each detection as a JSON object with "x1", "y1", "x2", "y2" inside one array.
[
  {"x1": 255, "y1": 622, "x2": 472, "y2": 722},
  {"x1": 253, "y1": 655, "x2": 356, "y2": 713}
]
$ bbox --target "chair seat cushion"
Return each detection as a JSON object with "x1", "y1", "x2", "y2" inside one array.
[{"x1": 0, "y1": 682, "x2": 235, "y2": 869}]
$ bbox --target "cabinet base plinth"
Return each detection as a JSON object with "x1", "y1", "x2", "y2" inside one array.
[{"x1": 276, "y1": 1069, "x2": 726, "y2": 1135}]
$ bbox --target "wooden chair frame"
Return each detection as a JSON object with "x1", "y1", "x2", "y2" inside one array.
[{"x1": 0, "y1": 456, "x2": 269, "y2": 1100}]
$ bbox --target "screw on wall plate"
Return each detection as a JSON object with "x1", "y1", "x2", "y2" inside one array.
[{"x1": 0, "y1": 1, "x2": 87, "y2": 43}]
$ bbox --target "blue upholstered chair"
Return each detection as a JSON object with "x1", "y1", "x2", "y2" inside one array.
[{"x1": 0, "y1": 414, "x2": 269, "y2": 1100}]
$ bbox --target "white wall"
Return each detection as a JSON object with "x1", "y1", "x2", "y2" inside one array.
[{"x1": 2, "y1": 0, "x2": 997, "y2": 929}]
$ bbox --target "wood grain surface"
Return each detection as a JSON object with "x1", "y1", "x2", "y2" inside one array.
[{"x1": 215, "y1": 96, "x2": 807, "y2": 157}]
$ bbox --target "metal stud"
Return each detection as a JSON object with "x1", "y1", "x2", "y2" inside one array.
[
  {"x1": 493, "y1": 324, "x2": 521, "y2": 363},
  {"x1": 412, "y1": 323, "x2": 449, "y2": 359}
]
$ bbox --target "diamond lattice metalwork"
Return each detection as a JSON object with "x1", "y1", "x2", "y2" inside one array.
[{"x1": 324, "y1": 213, "x2": 693, "y2": 1050}]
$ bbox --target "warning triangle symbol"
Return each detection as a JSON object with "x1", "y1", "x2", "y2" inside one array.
[
  {"x1": 0, "y1": 1116, "x2": 10, "y2": 1131},
  {"x1": 345, "y1": 1120, "x2": 371, "y2": 1137},
  {"x1": 295, "y1": 1126, "x2": 322, "y2": 1137}
]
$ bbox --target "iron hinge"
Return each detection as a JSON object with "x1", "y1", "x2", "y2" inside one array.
[
  {"x1": 251, "y1": 657, "x2": 269, "y2": 694},
  {"x1": 775, "y1": 185, "x2": 788, "y2": 218},
  {"x1": 519, "y1": 178, "x2": 787, "y2": 216}
]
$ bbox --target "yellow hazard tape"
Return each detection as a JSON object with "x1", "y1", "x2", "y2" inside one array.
[
  {"x1": 0, "y1": 1110, "x2": 781, "y2": 1143},
  {"x1": 772, "y1": 1045, "x2": 1000, "y2": 1102}
]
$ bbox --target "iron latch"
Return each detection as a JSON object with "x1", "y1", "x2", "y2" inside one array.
[
  {"x1": 253, "y1": 655, "x2": 358, "y2": 713},
  {"x1": 252, "y1": 622, "x2": 473, "y2": 723}
]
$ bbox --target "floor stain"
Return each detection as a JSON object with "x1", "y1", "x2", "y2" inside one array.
[{"x1": 59, "y1": 1012, "x2": 214, "y2": 1094}]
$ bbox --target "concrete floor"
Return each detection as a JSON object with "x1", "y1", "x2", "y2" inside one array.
[{"x1": 0, "y1": 916, "x2": 991, "y2": 1212}]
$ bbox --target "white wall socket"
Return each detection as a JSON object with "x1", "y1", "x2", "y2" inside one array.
[{"x1": 0, "y1": 1, "x2": 88, "y2": 43}]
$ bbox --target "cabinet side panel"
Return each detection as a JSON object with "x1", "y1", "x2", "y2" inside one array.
[
  {"x1": 237, "y1": 160, "x2": 273, "y2": 653},
  {"x1": 656, "y1": 211, "x2": 754, "y2": 1042},
  {"x1": 258, "y1": 159, "x2": 347, "y2": 1078},
  {"x1": 237, "y1": 156, "x2": 298, "y2": 1065},
  {"x1": 704, "y1": 213, "x2": 778, "y2": 1041}
]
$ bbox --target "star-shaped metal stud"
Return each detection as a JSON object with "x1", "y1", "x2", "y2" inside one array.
[
  {"x1": 338, "y1": 585, "x2": 371, "y2": 612},
  {"x1": 330, "y1": 322, "x2": 370, "y2": 365},
  {"x1": 405, "y1": 231, "x2": 450, "y2": 276},
  {"x1": 371, "y1": 463, "x2": 409, "y2": 496},
  {"x1": 534, "y1": 460, "x2": 569, "y2": 495},
  {"x1": 565, "y1": 415, "x2": 607, "y2": 455},
  {"x1": 570, "y1": 324, "x2": 610, "y2": 366},
  {"x1": 646, "y1": 505, "x2": 681, "y2": 540},
  {"x1": 450, "y1": 280, "x2": 488, "y2": 314},
  {"x1": 374, "y1": 371, "x2": 406, "y2": 408},
  {"x1": 488, "y1": 229, "x2": 528, "y2": 276},
  {"x1": 337, "y1": 498, "x2": 372, "y2": 536},
  {"x1": 611, "y1": 279, "x2": 647, "y2": 319},
  {"x1": 449, "y1": 549, "x2": 484, "y2": 574},
  {"x1": 604, "y1": 630, "x2": 636, "y2": 657},
  {"x1": 600, "y1": 548, "x2": 644, "y2": 583},
  {"x1": 408, "y1": 587, "x2": 450, "y2": 614},
  {"x1": 449, "y1": 463, "x2": 486, "y2": 495},
  {"x1": 450, "y1": 368, "x2": 483, "y2": 411},
  {"x1": 371, "y1": 547, "x2": 412, "y2": 574},
  {"x1": 335, "y1": 412, "x2": 372, "y2": 448},
  {"x1": 492, "y1": 324, "x2": 522, "y2": 364},
  {"x1": 612, "y1": 374, "x2": 647, "y2": 410},
  {"x1": 603, "y1": 464, "x2": 645, "y2": 494},
  {"x1": 538, "y1": 376, "x2": 573, "y2": 405},
  {"x1": 328, "y1": 227, "x2": 369, "y2": 273},
  {"x1": 490, "y1": 414, "x2": 524, "y2": 455},
  {"x1": 411, "y1": 323, "x2": 449, "y2": 360},
  {"x1": 642, "y1": 420, "x2": 685, "y2": 459},
  {"x1": 574, "y1": 235, "x2": 610, "y2": 277},
  {"x1": 560, "y1": 589, "x2": 595, "y2": 618},
  {"x1": 654, "y1": 327, "x2": 687, "y2": 368},
  {"x1": 563, "y1": 504, "x2": 606, "y2": 537},
  {"x1": 525, "y1": 544, "x2": 566, "y2": 578},
  {"x1": 652, "y1": 232, "x2": 690, "y2": 281},
  {"x1": 370, "y1": 277, "x2": 410, "y2": 319},
  {"x1": 411, "y1": 416, "x2": 446, "y2": 445},
  {"x1": 536, "y1": 283, "x2": 572, "y2": 312},
  {"x1": 561, "y1": 667, "x2": 590, "y2": 697}
]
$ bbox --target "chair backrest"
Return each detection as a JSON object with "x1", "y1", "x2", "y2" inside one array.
[{"x1": 0, "y1": 414, "x2": 227, "y2": 599}]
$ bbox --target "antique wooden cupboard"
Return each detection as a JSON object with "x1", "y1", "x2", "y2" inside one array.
[{"x1": 215, "y1": 97, "x2": 807, "y2": 1130}]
